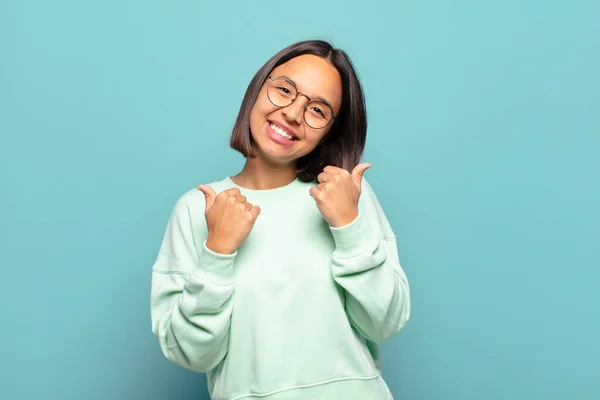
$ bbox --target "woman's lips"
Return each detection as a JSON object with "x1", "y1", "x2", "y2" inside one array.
[
  {"x1": 268, "y1": 120, "x2": 298, "y2": 139},
  {"x1": 267, "y1": 122, "x2": 297, "y2": 146}
]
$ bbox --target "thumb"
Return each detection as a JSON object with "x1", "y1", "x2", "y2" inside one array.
[
  {"x1": 196, "y1": 185, "x2": 216, "y2": 212},
  {"x1": 351, "y1": 163, "x2": 371, "y2": 189}
]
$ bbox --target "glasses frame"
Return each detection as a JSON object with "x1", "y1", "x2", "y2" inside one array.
[{"x1": 266, "y1": 76, "x2": 336, "y2": 129}]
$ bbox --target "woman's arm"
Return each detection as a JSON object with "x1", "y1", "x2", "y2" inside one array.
[
  {"x1": 329, "y1": 179, "x2": 411, "y2": 343},
  {"x1": 150, "y1": 191, "x2": 236, "y2": 372}
]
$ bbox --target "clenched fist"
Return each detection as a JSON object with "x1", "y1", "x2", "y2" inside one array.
[
  {"x1": 309, "y1": 163, "x2": 371, "y2": 227},
  {"x1": 197, "y1": 185, "x2": 261, "y2": 255}
]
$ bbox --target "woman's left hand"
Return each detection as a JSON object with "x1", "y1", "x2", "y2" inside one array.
[{"x1": 309, "y1": 163, "x2": 372, "y2": 228}]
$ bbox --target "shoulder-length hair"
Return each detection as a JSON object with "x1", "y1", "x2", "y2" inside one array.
[{"x1": 230, "y1": 40, "x2": 367, "y2": 183}]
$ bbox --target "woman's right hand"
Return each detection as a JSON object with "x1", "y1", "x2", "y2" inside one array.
[{"x1": 197, "y1": 185, "x2": 261, "y2": 255}]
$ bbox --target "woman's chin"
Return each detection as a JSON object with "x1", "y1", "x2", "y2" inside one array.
[{"x1": 255, "y1": 145, "x2": 298, "y2": 166}]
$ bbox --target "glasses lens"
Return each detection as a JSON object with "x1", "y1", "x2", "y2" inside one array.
[
  {"x1": 267, "y1": 78, "x2": 296, "y2": 107},
  {"x1": 305, "y1": 101, "x2": 334, "y2": 129}
]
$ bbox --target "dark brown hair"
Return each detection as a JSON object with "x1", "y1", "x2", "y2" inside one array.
[{"x1": 230, "y1": 40, "x2": 367, "y2": 183}]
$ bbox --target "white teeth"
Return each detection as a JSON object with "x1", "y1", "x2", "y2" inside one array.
[{"x1": 270, "y1": 123, "x2": 295, "y2": 140}]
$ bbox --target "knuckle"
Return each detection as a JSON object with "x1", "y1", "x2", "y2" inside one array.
[{"x1": 223, "y1": 189, "x2": 239, "y2": 200}]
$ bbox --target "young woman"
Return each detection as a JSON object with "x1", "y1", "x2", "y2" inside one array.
[{"x1": 151, "y1": 40, "x2": 410, "y2": 400}]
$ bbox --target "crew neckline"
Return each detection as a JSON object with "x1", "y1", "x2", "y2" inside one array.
[
  {"x1": 223, "y1": 176, "x2": 307, "y2": 205},
  {"x1": 225, "y1": 176, "x2": 305, "y2": 191}
]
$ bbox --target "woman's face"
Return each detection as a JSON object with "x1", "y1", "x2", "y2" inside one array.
[{"x1": 249, "y1": 54, "x2": 342, "y2": 167}]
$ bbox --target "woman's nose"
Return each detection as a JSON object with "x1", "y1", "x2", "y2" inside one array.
[{"x1": 282, "y1": 96, "x2": 308, "y2": 125}]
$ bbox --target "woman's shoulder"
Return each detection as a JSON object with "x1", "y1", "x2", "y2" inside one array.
[{"x1": 171, "y1": 176, "x2": 234, "y2": 215}]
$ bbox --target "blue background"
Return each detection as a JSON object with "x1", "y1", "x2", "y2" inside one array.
[{"x1": 1, "y1": 0, "x2": 598, "y2": 399}]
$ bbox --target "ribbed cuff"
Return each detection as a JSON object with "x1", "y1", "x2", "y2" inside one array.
[
  {"x1": 329, "y1": 211, "x2": 379, "y2": 258},
  {"x1": 192, "y1": 240, "x2": 237, "y2": 285}
]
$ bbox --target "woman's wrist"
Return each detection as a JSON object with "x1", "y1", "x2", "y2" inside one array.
[{"x1": 206, "y1": 238, "x2": 236, "y2": 255}]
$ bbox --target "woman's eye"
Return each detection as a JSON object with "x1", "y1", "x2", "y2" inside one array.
[
  {"x1": 311, "y1": 106, "x2": 325, "y2": 117},
  {"x1": 277, "y1": 87, "x2": 292, "y2": 95}
]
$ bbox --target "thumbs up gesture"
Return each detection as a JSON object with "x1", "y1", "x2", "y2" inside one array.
[
  {"x1": 309, "y1": 163, "x2": 371, "y2": 228},
  {"x1": 196, "y1": 185, "x2": 261, "y2": 255}
]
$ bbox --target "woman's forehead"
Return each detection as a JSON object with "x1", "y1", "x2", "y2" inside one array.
[{"x1": 271, "y1": 55, "x2": 342, "y2": 110}]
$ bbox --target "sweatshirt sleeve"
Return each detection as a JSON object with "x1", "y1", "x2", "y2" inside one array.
[
  {"x1": 329, "y1": 178, "x2": 411, "y2": 343},
  {"x1": 150, "y1": 190, "x2": 237, "y2": 372}
]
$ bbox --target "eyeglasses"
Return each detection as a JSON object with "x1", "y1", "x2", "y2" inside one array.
[{"x1": 266, "y1": 76, "x2": 335, "y2": 129}]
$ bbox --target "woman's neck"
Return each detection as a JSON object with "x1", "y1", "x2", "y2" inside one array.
[{"x1": 231, "y1": 158, "x2": 297, "y2": 190}]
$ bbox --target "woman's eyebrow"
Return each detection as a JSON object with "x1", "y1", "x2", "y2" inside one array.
[
  {"x1": 280, "y1": 75, "x2": 335, "y2": 111},
  {"x1": 313, "y1": 96, "x2": 335, "y2": 112}
]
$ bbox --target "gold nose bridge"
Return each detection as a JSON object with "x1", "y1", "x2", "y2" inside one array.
[
  {"x1": 285, "y1": 92, "x2": 310, "y2": 118},
  {"x1": 291, "y1": 91, "x2": 311, "y2": 108}
]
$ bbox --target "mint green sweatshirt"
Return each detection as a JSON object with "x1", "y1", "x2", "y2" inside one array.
[{"x1": 150, "y1": 176, "x2": 410, "y2": 400}]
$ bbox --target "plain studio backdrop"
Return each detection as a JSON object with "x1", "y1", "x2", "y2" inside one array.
[{"x1": 1, "y1": 1, "x2": 598, "y2": 399}]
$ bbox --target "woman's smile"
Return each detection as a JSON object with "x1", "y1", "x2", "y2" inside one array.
[{"x1": 266, "y1": 120, "x2": 299, "y2": 146}]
